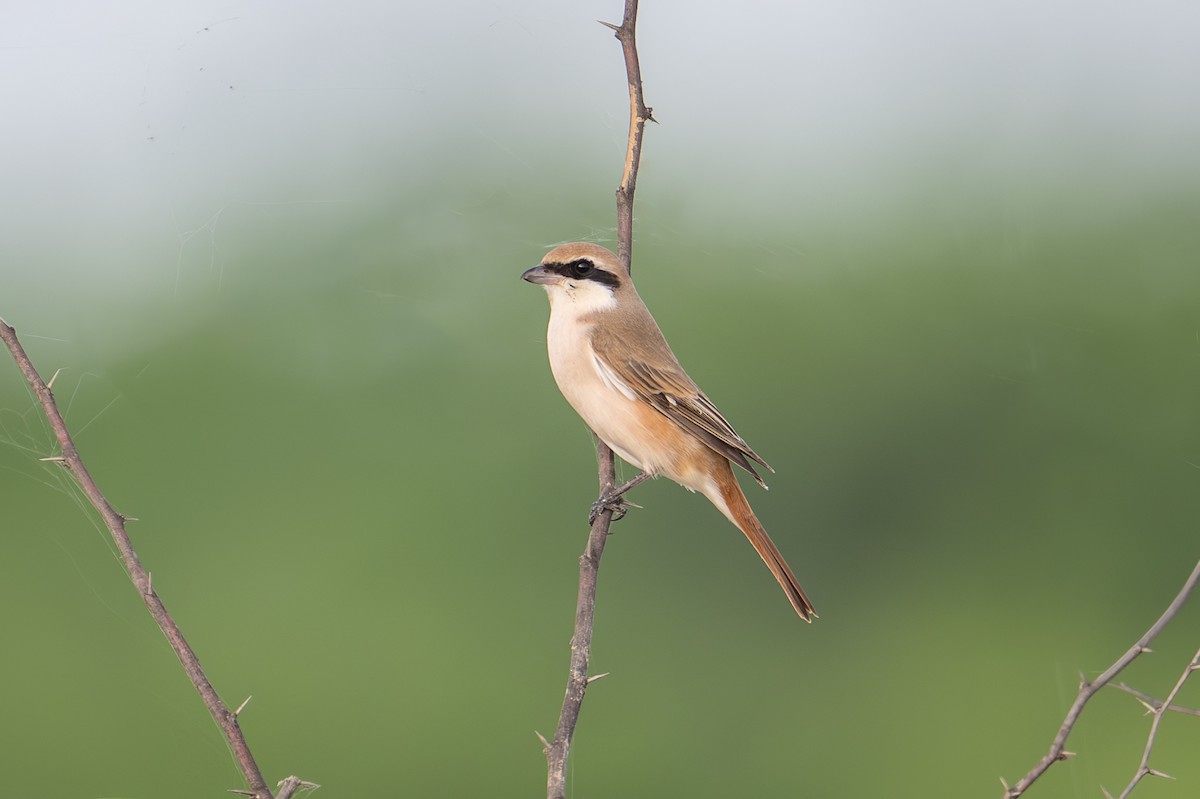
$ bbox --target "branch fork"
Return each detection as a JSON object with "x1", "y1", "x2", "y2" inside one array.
[{"x1": 1002, "y1": 559, "x2": 1200, "y2": 798}]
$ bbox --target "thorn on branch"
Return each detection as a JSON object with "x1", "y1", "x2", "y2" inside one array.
[
  {"x1": 1110, "y1": 681, "x2": 1200, "y2": 716},
  {"x1": 38, "y1": 455, "x2": 66, "y2": 463},
  {"x1": 1147, "y1": 768, "x2": 1175, "y2": 780},
  {"x1": 597, "y1": 19, "x2": 620, "y2": 32},
  {"x1": 276, "y1": 776, "x2": 321, "y2": 799},
  {"x1": 235, "y1": 695, "x2": 253, "y2": 717},
  {"x1": 535, "y1": 730, "x2": 551, "y2": 752},
  {"x1": 587, "y1": 672, "x2": 610, "y2": 684}
]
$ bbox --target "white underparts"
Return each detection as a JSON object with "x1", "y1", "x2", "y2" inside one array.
[{"x1": 542, "y1": 285, "x2": 658, "y2": 475}]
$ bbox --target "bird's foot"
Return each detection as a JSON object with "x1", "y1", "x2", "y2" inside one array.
[
  {"x1": 587, "y1": 472, "x2": 652, "y2": 526},
  {"x1": 588, "y1": 493, "x2": 635, "y2": 525}
]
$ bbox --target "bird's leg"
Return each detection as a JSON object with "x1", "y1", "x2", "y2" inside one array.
[{"x1": 589, "y1": 472, "x2": 652, "y2": 526}]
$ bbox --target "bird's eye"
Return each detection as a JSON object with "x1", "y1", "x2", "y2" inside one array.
[{"x1": 570, "y1": 260, "x2": 594, "y2": 278}]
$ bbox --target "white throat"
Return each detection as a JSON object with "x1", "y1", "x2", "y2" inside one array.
[
  {"x1": 542, "y1": 279, "x2": 618, "y2": 319},
  {"x1": 544, "y1": 280, "x2": 617, "y2": 388}
]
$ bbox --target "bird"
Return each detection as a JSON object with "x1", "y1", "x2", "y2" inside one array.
[{"x1": 522, "y1": 242, "x2": 815, "y2": 621}]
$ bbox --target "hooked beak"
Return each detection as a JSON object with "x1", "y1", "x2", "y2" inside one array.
[{"x1": 521, "y1": 264, "x2": 558, "y2": 285}]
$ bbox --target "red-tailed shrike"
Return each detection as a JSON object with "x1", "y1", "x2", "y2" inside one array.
[{"x1": 523, "y1": 242, "x2": 815, "y2": 621}]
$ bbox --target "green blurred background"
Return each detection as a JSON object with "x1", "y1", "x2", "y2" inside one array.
[{"x1": 2, "y1": 2, "x2": 1199, "y2": 797}]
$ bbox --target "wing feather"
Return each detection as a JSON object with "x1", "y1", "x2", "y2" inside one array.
[{"x1": 590, "y1": 332, "x2": 774, "y2": 487}]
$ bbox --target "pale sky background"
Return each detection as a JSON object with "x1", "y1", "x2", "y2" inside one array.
[{"x1": 3, "y1": 0, "x2": 1198, "y2": 310}]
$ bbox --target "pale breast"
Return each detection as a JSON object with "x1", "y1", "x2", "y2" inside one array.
[{"x1": 545, "y1": 314, "x2": 662, "y2": 474}]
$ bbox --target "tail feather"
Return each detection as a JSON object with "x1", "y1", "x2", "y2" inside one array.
[{"x1": 707, "y1": 465, "x2": 816, "y2": 622}]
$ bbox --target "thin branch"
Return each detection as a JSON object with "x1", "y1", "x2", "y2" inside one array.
[
  {"x1": 1115, "y1": 643, "x2": 1200, "y2": 798},
  {"x1": 1002, "y1": 558, "x2": 1200, "y2": 798},
  {"x1": 544, "y1": 440, "x2": 618, "y2": 799},
  {"x1": 1110, "y1": 682, "x2": 1200, "y2": 717},
  {"x1": 543, "y1": 2, "x2": 651, "y2": 798},
  {"x1": 608, "y1": 0, "x2": 652, "y2": 274},
  {"x1": 0, "y1": 318, "x2": 302, "y2": 799}
]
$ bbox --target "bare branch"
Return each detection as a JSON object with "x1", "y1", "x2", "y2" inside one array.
[
  {"x1": 545, "y1": 441, "x2": 618, "y2": 799},
  {"x1": 1110, "y1": 682, "x2": 1200, "y2": 717},
  {"x1": 1114, "y1": 644, "x2": 1200, "y2": 798},
  {"x1": 1001, "y1": 559, "x2": 1200, "y2": 797},
  {"x1": 544, "y1": 2, "x2": 651, "y2": 797},
  {"x1": 0, "y1": 319, "x2": 304, "y2": 799},
  {"x1": 608, "y1": 0, "x2": 652, "y2": 274}
]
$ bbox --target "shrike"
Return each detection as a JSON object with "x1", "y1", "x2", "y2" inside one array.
[{"x1": 522, "y1": 242, "x2": 815, "y2": 621}]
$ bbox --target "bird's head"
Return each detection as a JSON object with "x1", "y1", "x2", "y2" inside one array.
[{"x1": 521, "y1": 242, "x2": 628, "y2": 314}]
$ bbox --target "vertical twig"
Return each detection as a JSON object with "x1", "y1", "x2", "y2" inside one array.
[
  {"x1": 607, "y1": 0, "x2": 653, "y2": 274},
  {"x1": 543, "y1": 2, "x2": 651, "y2": 798},
  {"x1": 0, "y1": 318, "x2": 301, "y2": 799},
  {"x1": 544, "y1": 438, "x2": 618, "y2": 799},
  {"x1": 1002, "y1": 559, "x2": 1200, "y2": 798}
]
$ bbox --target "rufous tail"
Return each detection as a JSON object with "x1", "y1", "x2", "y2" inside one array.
[{"x1": 709, "y1": 465, "x2": 816, "y2": 622}]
